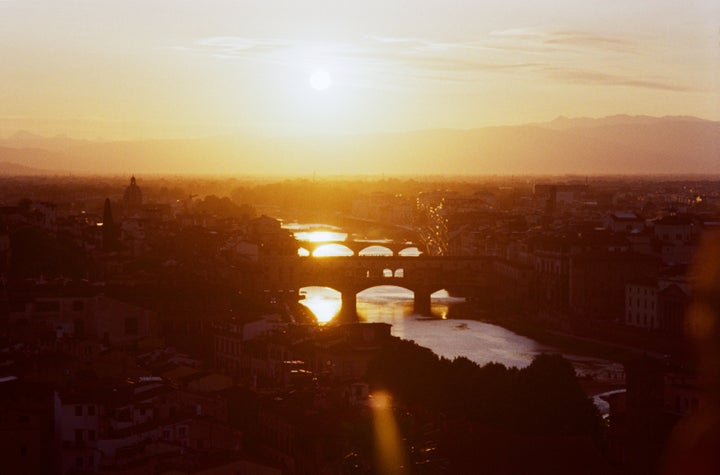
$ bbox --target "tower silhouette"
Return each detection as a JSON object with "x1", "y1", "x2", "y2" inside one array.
[
  {"x1": 123, "y1": 176, "x2": 143, "y2": 213},
  {"x1": 102, "y1": 198, "x2": 118, "y2": 251}
]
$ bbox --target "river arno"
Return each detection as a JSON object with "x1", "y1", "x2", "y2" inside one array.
[
  {"x1": 287, "y1": 222, "x2": 626, "y2": 411},
  {"x1": 302, "y1": 286, "x2": 625, "y2": 381}
]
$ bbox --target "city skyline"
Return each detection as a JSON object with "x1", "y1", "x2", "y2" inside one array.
[{"x1": 1, "y1": 0, "x2": 718, "y2": 140}]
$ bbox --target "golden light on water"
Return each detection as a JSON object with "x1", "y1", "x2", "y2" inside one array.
[
  {"x1": 313, "y1": 243, "x2": 354, "y2": 257},
  {"x1": 358, "y1": 245, "x2": 394, "y2": 256},
  {"x1": 300, "y1": 287, "x2": 342, "y2": 324},
  {"x1": 292, "y1": 229, "x2": 351, "y2": 256},
  {"x1": 294, "y1": 230, "x2": 347, "y2": 242},
  {"x1": 295, "y1": 231, "x2": 456, "y2": 323}
]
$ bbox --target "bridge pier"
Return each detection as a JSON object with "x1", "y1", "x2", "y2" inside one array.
[
  {"x1": 413, "y1": 288, "x2": 432, "y2": 316},
  {"x1": 338, "y1": 291, "x2": 359, "y2": 322}
]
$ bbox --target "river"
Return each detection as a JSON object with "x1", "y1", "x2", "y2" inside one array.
[
  {"x1": 302, "y1": 285, "x2": 625, "y2": 381},
  {"x1": 286, "y1": 222, "x2": 626, "y2": 404}
]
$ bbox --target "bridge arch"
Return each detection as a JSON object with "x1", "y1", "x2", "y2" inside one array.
[
  {"x1": 354, "y1": 284, "x2": 446, "y2": 318},
  {"x1": 299, "y1": 279, "x2": 447, "y2": 322},
  {"x1": 299, "y1": 286, "x2": 342, "y2": 324},
  {"x1": 295, "y1": 240, "x2": 425, "y2": 257},
  {"x1": 358, "y1": 245, "x2": 394, "y2": 256},
  {"x1": 295, "y1": 254, "x2": 490, "y2": 320},
  {"x1": 313, "y1": 243, "x2": 354, "y2": 257}
]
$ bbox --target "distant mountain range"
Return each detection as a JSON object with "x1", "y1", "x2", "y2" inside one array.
[{"x1": 0, "y1": 115, "x2": 718, "y2": 176}]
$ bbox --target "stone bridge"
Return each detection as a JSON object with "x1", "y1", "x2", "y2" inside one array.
[
  {"x1": 297, "y1": 240, "x2": 424, "y2": 256},
  {"x1": 292, "y1": 255, "x2": 490, "y2": 320}
]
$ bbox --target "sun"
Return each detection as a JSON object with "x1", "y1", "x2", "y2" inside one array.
[{"x1": 309, "y1": 69, "x2": 333, "y2": 91}]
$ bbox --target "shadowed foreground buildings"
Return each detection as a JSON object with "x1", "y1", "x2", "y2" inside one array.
[{"x1": 0, "y1": 176, "x2": 719, "y2": 473}]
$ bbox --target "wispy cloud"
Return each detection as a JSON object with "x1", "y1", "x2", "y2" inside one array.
[
  {"x1": 541, "y1": 66, "x2": 693, "y2": 92},
  {"x1": 194, "y1": 37, "x2": 294, "y2": 59},
  {"x1": 188, "y1": 30, "x2": 691, "y2": 93},
  {"x1": 488, "y1": 28, "x2": 637, "y2": 53},
  {"x1": 542, "y1": 30, "x2": 635, "y2": 50}
]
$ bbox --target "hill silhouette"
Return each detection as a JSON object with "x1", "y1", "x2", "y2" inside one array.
[{"x1": 0, "y1": 115, "x2": 717, "y2": 176}]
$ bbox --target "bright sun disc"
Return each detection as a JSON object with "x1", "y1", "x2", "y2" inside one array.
[{"x1": 309, "y1": 70, "x2": 332, "y2": 91}]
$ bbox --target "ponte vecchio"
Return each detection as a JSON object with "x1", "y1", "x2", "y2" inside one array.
[{"x1": 255, "y1": 241, "x2": 491, "y2": 321}]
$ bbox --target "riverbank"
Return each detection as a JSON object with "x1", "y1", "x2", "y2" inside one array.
[
  {"x1": 445, "y1": 303, "x2": 630, "y2": 363},
  {"x1": 446, "y1": 300, "x2": 694, "y2": 366},
  {"x1": 443, "y1": 304, "x2": 632, "y2": 400}
]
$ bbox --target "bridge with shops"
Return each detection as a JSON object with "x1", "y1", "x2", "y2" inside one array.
[
  {"x1": 289, "y1": 254, "x2": 490, "y2": 321},
  {"x1": 297, "y1": 240, "x2": 424, "y2": 256}
]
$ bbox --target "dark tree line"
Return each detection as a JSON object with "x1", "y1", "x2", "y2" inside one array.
[
  {"x1": 363, "y1": 339, "x2": 607, "y2": 474},
  {"x1": 367, "y1": 339, "x2": 603, "y2": 441}
]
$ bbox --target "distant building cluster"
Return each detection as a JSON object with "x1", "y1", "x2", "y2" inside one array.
[{"x1": 416, "y1": 180, "x2": 719, "y2": 344}]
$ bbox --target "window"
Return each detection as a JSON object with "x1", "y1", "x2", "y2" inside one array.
[
  {"x1": 87, "y1": 430, "x2": 96, "y2": 441},
  {"x1": 75, "y1": 457, "x2": 83, "y2": 467},
  {"x1": 87, "y1": 405, "x2": 95, "y2": 416},
  {"x1": 75, "y1": 405, "x2": 83, "y2": 416},
  {"x1": 75, "y1": 429, "x2": 83, "y2": 444},
  {"x1": 87, "y1": 455, "x2": 94, "y2": 467},
  {"x1": 72, "y1": 300, "x2": 85, "y2": 311}
]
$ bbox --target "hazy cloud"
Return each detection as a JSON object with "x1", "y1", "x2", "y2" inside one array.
[
  {"x1": 541, "y1": 66, "x2": 693, "y2": 92},
  {"x1": 191, "y1": 32, "x2": 690, "y2": 92},
  {"x1": 196, "y1": 37, "x2": 294, "y2": 57},
  {"x1": 488, "y1": 28, "x2": 636, "y2": 51},
  {"x1": 542, "y1": 30, "x2": 635, "y2": 51}
]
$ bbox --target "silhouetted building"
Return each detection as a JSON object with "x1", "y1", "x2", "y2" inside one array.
[
  {"x1": 0, "y1": 218, "x2": 9, "y2": 281},
  {"x1": 625, "y1": 278, "x2": 659, "y2": 329},
  {"x1": 569, "y1": 251, "x2": 661, "y2": 321},
  {"x1": 606, "y1": 358, "x2": 706, "y2": 474},
  {"x1": 101, "y1": 198, "x2": 118, "y2": 252},
  {"x1": 658, "y1": 283, "x2": 691, "y2": 337},
  {"x1": 122, "y1": 175, "x2": 143, "y2": 213},
  {"x1": 605, "y1": 212, "x2": 646, "y2": 234},
  {"x1": 653, "y1": 214, "x2": 694, "y2": 244}
]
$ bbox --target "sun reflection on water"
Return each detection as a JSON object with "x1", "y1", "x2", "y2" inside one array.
[
  {"x1": 293, "y1": 230, "x2": 347, "y2": 242},
  {"x1": 300, "y1": 286, "x2": 454, "y2": 324},
  {"x1": 292, "y1": 226, "x2": 449, "y2": 324},
  {"x1": 313, "y1": 243, "x2": 354, "y2": 257},
  {"x1": 300, "y1": 287, "x2": 342, "y2": 324}
]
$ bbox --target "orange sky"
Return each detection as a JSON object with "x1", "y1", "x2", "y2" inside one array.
[{"x1": 0, "y1": 0, "x2": 718, "y2": 139}]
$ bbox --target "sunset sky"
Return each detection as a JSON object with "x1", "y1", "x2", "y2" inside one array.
[{"x1": 1, "y1": 0, "x2": 718, "y2": 139}]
